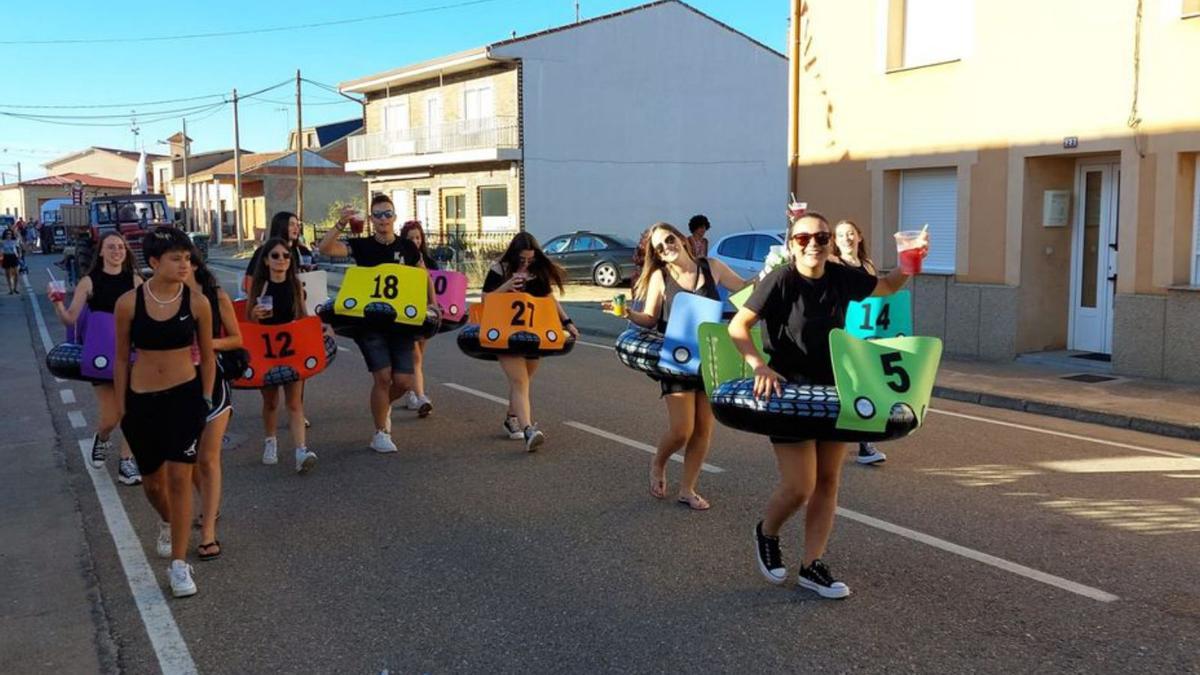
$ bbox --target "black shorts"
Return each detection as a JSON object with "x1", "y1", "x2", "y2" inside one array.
[
  {"x1": 121, "y1": 377, "x2": 207, "y2": 475},
  {"x1": 1, "y1": 257, "x2": 17, "y2": 269},
  {"x1": 658, "y1": 378, "x2": 704, "y2": 397},
  {"x1": 206, "y1": 374, "x2": 233, "y2": 422},
  {"x1": 353, "y1": 329, "x2": 415, "y2": 375}
]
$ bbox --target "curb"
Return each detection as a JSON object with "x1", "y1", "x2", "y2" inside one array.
[
  {"x1": 210, "y1": 256, "x2": 1199, "y2": 442},
  {"x1": 931, "y1": 386, "x2": 1200, "y2": 442}
]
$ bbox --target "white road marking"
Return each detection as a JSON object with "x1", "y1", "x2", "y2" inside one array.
[
  {"x1": 442, "y1": 382, "x2": 510, "y2": 406},
  {"x1": 75, "y1": 440, "x2": 197, "y2": 674},
  {"x1": 576, "y1": 339, "x2": 615, "y2": 351},
  {"x1": 836, "y1": 506, "x2": 1119, "y2": 603},
  {"x1": 928, "y1": 408, "x2": 1199, "y2": 460},
  {"x1": 68, "y1": 410, "x2": 87, "y2": 429},
  {"x1": 23, "y1": 275, "x2": 54, "y2": 352},
  {"x1": 564, "y1": 420, "x2": 725, "y2": 473},
  {"x1": 59, "y1": 389, "x2": 76, "y2": 404}
]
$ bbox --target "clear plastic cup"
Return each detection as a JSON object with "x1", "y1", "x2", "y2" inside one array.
[
  {"x1": 47, "y1": 280, "x2": 65, "y2": 303},
  {"x1": 787, "y1": 201, "x2": 807, "y2": 219},
  {"x1": 894, "y1": 230, "x2": 926, "y2": 275},
  {"x1": 349, "y1": 211, "x2": 366, "y2": 235},
  {"x1": 257, "y1": 294, "x2": 274, "y2": 318}
]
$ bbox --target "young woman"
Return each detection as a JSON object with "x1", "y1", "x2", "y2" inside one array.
[
  {"x1": 247, "y1": 238, "x2": 315, "y2": 474},
  {"x1": 686, "y1": 215, "x2": 711, "y2": 259},
  {"x1": 51, "y1": 231, "x2": 143, "y2": 485},
  {"x1": 114, "y1": 227, "x2": 215, "y2": 598},
  {"x1": 1, "y1": 229, "x2": 23, "y2": 294},
  {"x1": 481, "y1": 232, "x2": 578, "y2": 451},
  {"x1": 832, "y1": 219, "x2": 886, "y2": 466},
  {"x1": 729, "y1": 212, "x2": 927, "y2": 599},
  {"x1": 398, "y1": 220, "x2": 437, "y2": 418},
  {"x1": 242, "y1": 211, "x2": 315, "y2": 294},
  {"x1": 188, "y1": 247, "x2": 243, "y2": 559},
  {"x1": 620, "y1": 222, "x2": 746, "y2": 509},
  {"x1": 318, "y1": 194, "x2": 429, "y2": 453}
]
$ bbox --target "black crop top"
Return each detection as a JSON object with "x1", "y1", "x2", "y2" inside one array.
[
  {"x1": 131, "y1": 284, "x2": 196, "y2": 351},
  {"x1": 88, "y1": 269, "x2": 135, "y2": 314},
  {"x1": 259, "y1": 279, "x2": 297, "y2": 325}
]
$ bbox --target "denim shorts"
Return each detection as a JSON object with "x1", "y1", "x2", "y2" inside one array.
[{"x1": 353, "y1": 329, "x2": 415, "y2": 374}]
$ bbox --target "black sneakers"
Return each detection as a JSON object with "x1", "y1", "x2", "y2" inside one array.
[
  {"x1": 798, "y1": 559, "x2": 850, "y2": 599},
  {"x1": 90, "y1": 434, "x2": 109, "y2": 468},
  {"x1": 754, "y1": 521, "x2": 787, "y2": 585}
]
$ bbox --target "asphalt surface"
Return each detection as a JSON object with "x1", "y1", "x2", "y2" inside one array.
[{"x1": 9, "y1": 252, "x2": 1200, "y2": 674}]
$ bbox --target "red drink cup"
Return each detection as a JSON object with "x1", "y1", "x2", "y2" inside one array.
[
  {"x1": 47, "y1": 280, "x2": 66, "y2": 303},
  {"x1": 349, "y1": 212, "x2": 366, "y2": 235},
  {"x1": 894, "y1": 230, "x2": 926, "y2": 275}
]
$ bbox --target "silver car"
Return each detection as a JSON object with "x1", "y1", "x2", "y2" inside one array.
[{"x1": 709, "y1": 230, "x2": 786, "y2": 280}]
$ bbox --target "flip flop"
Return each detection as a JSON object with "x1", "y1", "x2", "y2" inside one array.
[
  {"x1": 677, "y1": 493, "x2": 711, "y2": 511},
  {"x1": 197, "y1": 540, "x2": 222, "y2": 561},
  {"x1": 649, "y1": 470, "x2": 667, "y2": 499}
]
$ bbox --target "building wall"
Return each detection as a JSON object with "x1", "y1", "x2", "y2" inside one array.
[
  {"x1": 368, "y1": 161, "x2": 520, "y2": 237},
  {"x1": 492, "y1": 2, "x2": 788, "y2": 242},
  {"x1": 363, "y1": 65, "x2": 519, "y2": 134},
  {"x1": 0, "y1": 185, "x2": 127, "y2": 221},
  {"x1": 260, "y1": 174, "x2": 363, "y2": 236},
  {"x1": 45, "y1": 152, "x2": 144, "y2": 184}
]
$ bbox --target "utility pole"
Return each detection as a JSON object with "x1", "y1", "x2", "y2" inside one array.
[
  {"x1": 786, "y1": 0, "x2": 802, "y2": 200},
  {"x1": 15, "y1": 162, "x2": 21, "y2": 183},
  {"x1": 182, "y1": 118, "x2": 191, "y2": 231},
  {"x1": 295, "y1": 69, "x2": 304, "y2": 223},
  {"x1": 575, "y1": 1, "x2": 580, "y2": 22},
  {"x1": 232, "y1": 88, "x2": 244, "y2": 249}
]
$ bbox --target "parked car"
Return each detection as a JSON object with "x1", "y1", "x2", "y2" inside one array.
[
  {"x1": 709, "y1": 230, "x2": 786, "y2": 280},
  {"x1": 542, "y1": 231, "x2": 638, "y2": 287}
]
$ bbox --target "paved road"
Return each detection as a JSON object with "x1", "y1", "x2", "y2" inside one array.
[{"x1": 9, "y1": 253, "x2": 1200, "y2": 674}]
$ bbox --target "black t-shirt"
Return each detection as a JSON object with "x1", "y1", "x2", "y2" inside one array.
[
  {"x1": 744, "y1": 263, "x2": 877, "y2": 384},
  {"x1": 482, "y1": 267, "x2": 551, "y2": 298},
  {"x1": 259, "y1": 279, "x2": 298, "y2": 325},
  {"x1": 346, "y1": 237, "x2": 420, "y2": 268},
  {"x1": 246, "y1": 243, "x2": 314, "y2": 276}
]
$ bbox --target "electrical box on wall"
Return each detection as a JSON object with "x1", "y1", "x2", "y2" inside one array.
[{"x1": 1043, "y1": 190, "x2": 1070, "y2": 227}]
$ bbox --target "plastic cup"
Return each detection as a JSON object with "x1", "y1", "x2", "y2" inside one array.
[
  {"x1": 787, "y1": 201, "x2": 807, "y2": 219},
  {"x1": 894, "y1": 230, "x2": 926, "y2": 275},
  {"x1": 257, "y1": 294, "x2": 274, "y2": 318},
  {"x1": 48, "y1": 280, "x2": 65, "y2": 303},
  {"x1": 349, "y1": 211, "x2": 366, "y2": 235},
  {"x1": 611, "y1": 293, "x2": 626, "y2": 317}
]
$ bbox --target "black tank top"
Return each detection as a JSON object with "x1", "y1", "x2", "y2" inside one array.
[
  {"x1": 87, "y1": 269, "x2": 135, "y2": 314},
  {"x1": 260, "y1": 279, "x2": 296, "y2": 326},
  {"x1": 131, "y1": 284, "x2": 196, "y2": 350},
  {"x1": 657, "y1": 258, "x2": 720, "y2": 333}
]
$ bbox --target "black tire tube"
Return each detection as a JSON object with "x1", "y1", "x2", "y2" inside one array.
[
  {"x1": 231, "y1": 333, "x2": 339, "y2": 390},
  {"x1": 316, "y1": 300, "x2": 441, "y2": 339},
  {"x1": 709, "y1": 378, "x2": 920, "y2": 443},
  {"x1": 456, "y1": 323, "x2": 576, "y2": 361},
  {"x1": 45, "y1": 342, "x2": 101, "y2": 383},
  {"x1": 613, "y1": 327, "x2": 704, "y2": 386}
]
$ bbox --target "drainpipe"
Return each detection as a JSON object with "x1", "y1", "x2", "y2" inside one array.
[{"x1": 787, "y1": 0, "x2": 802, "y2": 201}]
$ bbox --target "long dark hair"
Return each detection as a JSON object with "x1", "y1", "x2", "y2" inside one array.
[
  {"x1": 497, "y1": 232, "x2": 565, "y2": 294},
  {"x1": 87, "y1": 231, "x2": 137, "y2": 279},
  {"x1": 400, "y1": 220, "x2": 435, "y2": 267},
  {"x1": 833, "y1": 219, "x2": 875, "y2": 274},
  {"x1": 188, "y1": 242, "x2": 220, "y2": 296},
  {"x1": 633, "y1": 222, "x2": 695, "y2": 301},
  {"x1": 249, "y1": 237, "x2": 304, "y2": 319},
  {"x1": 268, "y1": 211, "x2": 298, "y2": 243}
]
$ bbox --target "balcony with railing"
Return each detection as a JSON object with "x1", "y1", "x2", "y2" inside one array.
[{"x1": 347, "y1": 116, "x2": 521, "y2": 171}]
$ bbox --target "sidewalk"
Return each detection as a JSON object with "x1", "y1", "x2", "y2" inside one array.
[{"x1": 208, "y1": 246, "x2": 1200, "y2": 441}]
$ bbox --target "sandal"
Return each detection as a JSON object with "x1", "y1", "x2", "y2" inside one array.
[
  {"x1": 677, "y1": 493, "x2": 711, "y2": 511},
  {"x1": 649, "y1": 468, "x2": 667, "y2": 499},
  {"x1": 197, "y1": 540, "x2": 222, "y2": 561}
]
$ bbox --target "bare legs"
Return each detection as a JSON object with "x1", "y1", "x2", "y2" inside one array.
[
  {"x1": 651, "y1": 391, "x2": 715, "y2": 505},
  {"x1": 762, "y1": 440, "x2": 848, "y2": 565},
  {"x1": 412, "y1": 340, "x2": 426, "y2": 399},
  {"x1": 94, "y1": 384, "x2": 134, "y2": 460},
  {"x1": 498, "y1": 356, "x2": 539, "y2": 427},
  {"x1": 262, "y1": 382, "x2": 306, "y2": 447},
  {"x1": 193, "y1": 409, "x2": 229, "y2": 547}
]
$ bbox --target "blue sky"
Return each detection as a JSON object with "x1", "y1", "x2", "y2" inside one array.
[{"x1": 0, "y1": 0, "x2": 787, "y2": 182}]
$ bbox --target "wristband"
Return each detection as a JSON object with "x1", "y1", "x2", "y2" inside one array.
[{"x1": 562, "y1": 318, "x2": 574, "y2": 326}]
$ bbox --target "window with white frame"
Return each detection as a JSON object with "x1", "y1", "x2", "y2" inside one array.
[
  {"x1": 899, "y1": 167, "x2": 957, "y2": 274},
  {"x1": 391, "y1": 189, "x2": 413, "y2": 223},
  {"x1": 1191, "y1": 165, "x2": 1200, "y2": 285},
  {"x1": 462, "y1": 82, "x2": 494, "y2": 122},
  {"x1": 383, "y1": 99, "x2": 409, "y2": 131},
  {"x1": 479, "y1": 185, "x2": 510, "y2": 231},
  {"x1": 885, "y1": 0, "x2": 970, "y2": 71}
]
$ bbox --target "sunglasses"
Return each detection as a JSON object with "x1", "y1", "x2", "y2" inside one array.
[
  {"x1": 653, "y1": 234, "x2": 679, "y2": 255},
  {"x1": 269, "y1": 251, "x2": 291, "y2": 261},
  {"x1": 371, "y1": 210, "x2": 395, "y2": 219},
  {"x1": 790, "y1": 231, "x2": 832, "y2": 248}
]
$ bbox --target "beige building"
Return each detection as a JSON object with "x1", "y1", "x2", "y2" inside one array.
[
  {"x1": 0, "y1": 173, "x2": 131, "y2": 220},
  {"x1": 792, "y1": 0, "x2": 1200, "y2": 382},
  {"x1": 43, "y1": 146, "x2": 163, "y2": 188}
]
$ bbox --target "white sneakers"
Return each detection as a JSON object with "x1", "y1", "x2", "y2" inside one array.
[
  {"x1": 156, "y1": 521, "x2": 172, "y2": 559},
  {"x1": 401, "y1": 390, "x2": 433, "y2": 418},
  {"x1": 295, "y1": 447, "x2": 317, "y2": 474},
  {"x1": 370, "y1": 430, "x2": 398, "y2": 453},
  {"x1": 168, "y1": 560, "x2": 197, "y2": 598},
  {"x1": 262, "y1": 437, "x2": 279, "y2": 465}
]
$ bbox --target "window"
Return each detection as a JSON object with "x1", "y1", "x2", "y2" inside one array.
[
  {"x1": 749, "y1": 235, "x2": 778, "y2": 263},
  {"x1": 1191, "y1": 165, "x2": 1200, "y2": 285},
  {"x1": 479, "y1": 185, "x2": 510, "y2": 232},
  {"x1": 899, "y1": 167, "x2": 957, "y2": 274},
  {"x1": 462, "y1": 82, "x2": 494, "y2": 121},
  {"x1": 544, "y1": 237, "x2": 570, "y2": 254},
  {"x1": 383, "y1": 100, "x2": 409, "y2": 131},
  {"x1": 717, "y1": 235, "x2": 753, "y2": 260},
  {"x1": 391, "y1": 189, "x2": 412, "y2": 223},
  {"x1": 570, "y1": 235, "x2": 606, "y2": 252},
  {"x1": 886, "y1": 0, "x2": 969, "y2": 71}
]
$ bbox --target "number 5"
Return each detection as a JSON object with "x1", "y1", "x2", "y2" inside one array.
[{"x1": 879, "y1": 352, "x2": 910, "y2": 393}]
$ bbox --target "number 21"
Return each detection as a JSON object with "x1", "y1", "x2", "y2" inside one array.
[{"x1": 510, "y1": 300, "x2": 536, "y2": 326}]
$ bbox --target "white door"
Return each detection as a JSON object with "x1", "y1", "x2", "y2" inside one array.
[
  {"x1": 425, "y1": 96, "x2": 442, "y2": 153},
  {"x1": 415, "y1": 190, "x2": 432, "y2": 230},
  {"x1": 1069, "y1": 161, "x2": 1119, "y2": 354}
]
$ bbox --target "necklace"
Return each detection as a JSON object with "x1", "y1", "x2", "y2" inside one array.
[
  {"x1": 374, "y1": 233, "x2": 395, "y2": 245},
  {"x1": 144, "y1": 280, "x2": 183, "y2": 306}
]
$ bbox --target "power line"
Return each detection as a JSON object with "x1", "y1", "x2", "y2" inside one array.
[
  {"x1": 3, "y1": 0, "x2": 504, "y2": 46},
  {"x1": 0, "y1": 93, "x2": 227, "y2": 110},
  {"x1": 0, "y1": 102, "x2": 228, "y2": 128}
]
